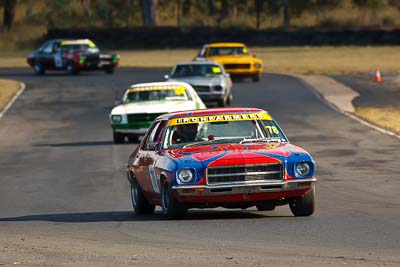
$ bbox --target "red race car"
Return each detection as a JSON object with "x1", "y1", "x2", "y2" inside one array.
[{"x1": 126, "y1": 108, "x2": 316, "y2": 219}]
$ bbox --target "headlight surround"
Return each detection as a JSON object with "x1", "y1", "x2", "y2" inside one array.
[
  {"x1": 177, "y1": 168, "x2": 195, "y2": 183},
  {"x1": 254, "y1": 63, "x2": 261, "y2": 69},
  {"x1": 111, "y1": 115, "x2": 122, "y2": 123},
  {"x1": 296, "y1": 162, "x2": 311, "y2": 176}
]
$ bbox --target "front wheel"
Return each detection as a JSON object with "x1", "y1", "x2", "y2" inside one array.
[
  {"x1": 131, "y1": 176, "x2": 155, "y2": 214},
  {"x1": 113, "y1": 131, "x2": 125, "y2": 144},
  {"x1": 289, "y1": 184, "x2": 316, "y2": 217},
  {"x1": 252, "y1": 74, "x2": 260, "y2": 82},
  {"x1": 161, "y1": 180, "x2": 187, "y2": 220},
  {"x1": 105, "y1": 67, "x2": 115, "y2": 74},
  {"x1": 226, "y1": 93, "x2": 233, "y2": 106}
]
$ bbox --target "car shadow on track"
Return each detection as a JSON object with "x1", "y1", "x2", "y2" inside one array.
[{"x1": 0, "y1": 210, "x2": 290, "y2": 223}]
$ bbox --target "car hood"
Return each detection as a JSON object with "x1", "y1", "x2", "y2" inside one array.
[
  {"x1": 166, "y1": 142, "x2": 309, "y2": 166},
  {"x1": 111, "y1": 100, "x2": 197, "y2": 115},
  {"x1": 169, "y1": 76, "x2": 221, "y2": 86}
]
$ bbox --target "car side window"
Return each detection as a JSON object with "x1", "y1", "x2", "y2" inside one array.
[
  {"x1": 42, "y1": 43, "x2": 53, "y2": 54},
  {"x1": 142, "y1": 120, "x2": 167, "y2": 151}
]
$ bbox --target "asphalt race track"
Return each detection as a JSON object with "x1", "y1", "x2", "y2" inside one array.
[{"x1": 0, "y1": 68, "x2": 399, "y2": 266}]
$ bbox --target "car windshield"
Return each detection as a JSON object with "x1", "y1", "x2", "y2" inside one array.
[
  {"x1": 163, "y1": 117, "x2": 287, "y2": 149},
  {"x1": 124, "y1": 89, "x2": 189, "y2": 103},
  {"x1": 208, "y1": 47, "x2": 250, "y2": 56},
  {"x1": 171, "y1": 64, "x2": 222, "y2": 77}
]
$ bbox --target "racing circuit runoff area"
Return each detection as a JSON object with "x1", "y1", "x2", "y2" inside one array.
[{"x1": 0, "y1": 67, "x2": 399, "y2": 266}]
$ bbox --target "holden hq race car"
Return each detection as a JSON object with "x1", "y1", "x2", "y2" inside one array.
[
  {"x1": 26, "y1": 39, "x2": 119, "y2": 75},
  {"x1": 126, "y1": 107, "x2": 317, "y2": 219},
  {"x1": 109, "y1": 82, "x2": 206, "y2": 144},
  {"x1": 165, "y1": 61, "x2": 233, "y2": 107},
  {"x1": 195, "y1": 42, "x2": 263, "y2": 82}
]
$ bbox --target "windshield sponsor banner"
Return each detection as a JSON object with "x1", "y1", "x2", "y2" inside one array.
[
  {"x1": 61, "y1": 40, "x2": 96, "y2": 47},
  {"x1": 129, "y1": 85, "x2": 186, "y2": 95},
  {"x1": 168, "y1": 112, "x2": 272, "y2": 126}
]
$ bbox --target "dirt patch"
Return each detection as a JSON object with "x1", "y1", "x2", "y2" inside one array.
[
  {"x1": 0, "y1": 79, "x2": 21, "y2": 111},
  {"x1": 330, "y1": 73, "x2": 400, "y2": 135},
  {"x1": 354, "y1": 107, "x2": 400, "y2": 134}
]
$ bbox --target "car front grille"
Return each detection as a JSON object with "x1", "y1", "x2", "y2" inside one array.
[
  {"x1": 224, "y1": 64, "x2": 251, "y2": 69},
  {"x1": 207, "y1": 164, "x2": 283, "y2": 185},
  {"x1": 191, "y1": 85, "x2": 211, "y2": 92},
  {"x1": 127, "y1": 113, "x2": 164, "y2": 123}
]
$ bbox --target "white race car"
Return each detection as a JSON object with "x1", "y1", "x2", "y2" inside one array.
[{"x1": 109, "y1": 81, "x2": 206, "y2": 144}]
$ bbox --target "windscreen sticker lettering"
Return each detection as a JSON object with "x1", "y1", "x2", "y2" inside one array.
[
  {"x1": 128, "y1": 85, "x2": 186, "y2": 94},
  {"x1": 168, "y1": 112, "x2": 272, "y2": 126}
]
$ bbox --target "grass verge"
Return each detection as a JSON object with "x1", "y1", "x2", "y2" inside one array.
[
  {"x1": 354, "y1": 107, "x2": 400, "y2": 135},
  {"x1": 0, "y1": 79, "x2": 21, "y2": 113}
]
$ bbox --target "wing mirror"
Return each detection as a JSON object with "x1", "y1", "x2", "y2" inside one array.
[
  {"x1": 146, "y1": 141, "x2": 158, "y2": 151},
  {"x1": 113, "y1": 99, "x2": 122, "y2": 106}
]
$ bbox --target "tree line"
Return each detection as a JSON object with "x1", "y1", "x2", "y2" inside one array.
[{"x1": 2, "y1": 0, "x2": 400, "y2": 31}]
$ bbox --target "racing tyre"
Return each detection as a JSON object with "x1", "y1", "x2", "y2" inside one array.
[
  {"x1": 67, "y1": 63, "x2": 79, "y2": 75},
  {"x1": 131, "y1": 176, "x2": 155, "y2": 214},
  {"x1": 161, "y1": 180, "x2": 187, "y2": 220},
  {"x1": 289, "y1": 184, "x2": 315, "y2": 217},
  {"x1": 33, "y1": 63, "x2": 45, "y2": 75},
  {"x1": 252, "y1": 74, "x2": 260, "y2": 82},
  {"x1": 128, "y1": 135, "x2": 139, "y2": 143},
  {"x1": 105, "y1": 67, "x2": 115, "y2": 74},
  {"x1": 218, "y1": 97, "x2": 227, "y2": 107},
  {"x1": 113, "y1": 131, "x2": 125, "y2": 144},
  {"x1": 226, "y1": 93, "x2": 233, "y2": 106}
]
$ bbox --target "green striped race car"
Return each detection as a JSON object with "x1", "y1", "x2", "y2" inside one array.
[{"x1": 109, "y1": 81, "x2": 206, "y2": 144}]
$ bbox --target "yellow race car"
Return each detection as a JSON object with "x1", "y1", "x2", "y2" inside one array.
[{"x1": 195, "y1": 42, "x2": 263, "y2": 82}]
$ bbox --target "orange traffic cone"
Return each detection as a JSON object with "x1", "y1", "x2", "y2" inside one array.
[{"x1": 375, "y1": 68, "x2": 382, "y2": 83}]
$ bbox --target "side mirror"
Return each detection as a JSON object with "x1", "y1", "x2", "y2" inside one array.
[
  {"x1": 146, "y1": 141, "x2": 158, "y2": 151},
  {"x1": 113, "y1": 99, "x2": 122, "y2": 106},
  {"x1": 164, "y1": 75, "x2": 169, "y2": 80}
]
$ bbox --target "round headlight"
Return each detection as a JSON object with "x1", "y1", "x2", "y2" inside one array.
[
  {"x1": 296, "y1": 162, "x2": 311, "y2": 176},
  {"x1": 178, "y1": 168, "x2": 194, "y2": 183},
  {"x1": 111, "y1": 115, "x2": 122, "y2": 123},
  {"x1": 213, "y1": 85, "x2": 223, "y2": 91},
  {"x1": 254, "y1": 63, "x2": 261, "y2": 68}
]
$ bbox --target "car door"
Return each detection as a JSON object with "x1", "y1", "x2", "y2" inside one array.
[
  {"x1": 40, "y1": 41, "x2": 56, "y2": 69},
  {"x1": 138, "y1": 120, "x2": 167, "y2": 199}
]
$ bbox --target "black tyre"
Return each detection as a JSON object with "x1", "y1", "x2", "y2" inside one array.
[
  {"x1": 161, "y1": 180, "x2": 187, "y2": 220},
  {"x1": 33, "y1": 63, "x2": 45, "y2": 75},
  {"x1": 131, "y1": 176, "x2": 155, "y2": 214},
  {"x1": 226, "y1": 93, "x2": 233, "y2": 106},
  {"x1": 289, "y1": 184, "x2": 316, "y2": 217},
  {"x1": 66, "y1": 62, "x2": 79, "y2": 75},
  {"x1": 113, "y1": 131, "x2": 125, "y2": 144},
  {"x1": 252, "y1": 74, "x2": 260, "y2": 82},
  {"x1": 217, "y1": 97, "x2": 227, "y2": 107},
  {"x1": 105, "y1": 67, "x2": 115, "y2": 74},
  {"x1": 128, "y1": 135, "x2": 139, "y2": 143},
  {"x1": 256, "y1": 203, "x2": 276, "y2": 211}
]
